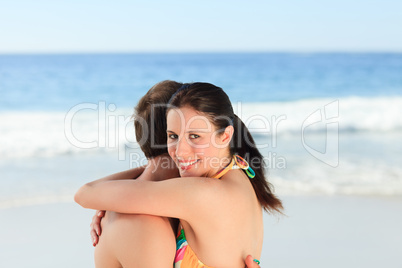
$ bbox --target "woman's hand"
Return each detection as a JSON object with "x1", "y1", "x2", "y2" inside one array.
[
  {"x1": 245, "y1": 255, "x2": 261, "y2": 268},
  {"x1": 90, "y1": 210, "x2": 105, "y2": 246}
]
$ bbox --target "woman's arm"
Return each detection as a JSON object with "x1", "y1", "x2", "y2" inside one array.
[
  {"x1": 84, "y1": 165, "x2": 146, "y2": 245},
  {"x1": 75, "y1": 176, "x2": 228, "y2": 222},
  {"x1": 93, "y1": 165, "x2": 146, "y2": 183}
]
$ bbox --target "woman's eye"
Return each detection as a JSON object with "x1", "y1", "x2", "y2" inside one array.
[
  {"x1": 189, "y1": 134, "x2": 200, "y2": 139},
  {"x1": 168, "y1": 134, "x2": 178, "y2": 139}
]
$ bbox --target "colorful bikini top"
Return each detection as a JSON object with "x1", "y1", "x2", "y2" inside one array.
[
  {"x1": 174, "y1": 227, "x2": 260, "y2": 268},
  {"x1": 174, "y1": 226, "x2": 212, "y2": 268},
  {"x1": 213, "y1": 155, "x2": 255, "y2": 179}
]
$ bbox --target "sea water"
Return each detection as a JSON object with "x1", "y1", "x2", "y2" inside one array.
[{"x1": 1, "y1": 53, "x2": 402, "y2": 209}]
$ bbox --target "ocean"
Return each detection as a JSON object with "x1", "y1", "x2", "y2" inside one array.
[{"x1": 1, "y1": 53, "x2": 402, "y2": 209}]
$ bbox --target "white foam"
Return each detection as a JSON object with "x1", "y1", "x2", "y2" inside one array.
[
  {"x1": 235, "y1": 96, "x2": 402, "y2": 135},
  {"x1": 0, "y1": 107, "x2": 137, "y2": 159},
  {"x1": 269, "y1": 158, "x2": 402, "y2": 196},
  {"x1": 1, "y1": 96, "x2": 401, "y2": 160}
]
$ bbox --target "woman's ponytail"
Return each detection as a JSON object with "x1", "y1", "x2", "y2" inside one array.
[{"x1": 231, "y1": 114, "x2": 283, "y2": 214}]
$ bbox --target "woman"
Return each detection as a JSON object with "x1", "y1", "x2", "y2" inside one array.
[
  {"x1": 76, "y1": 82, "x2": 282, "y2": 267},
  {"x1": 90, "y1": 81, "x2": 261, "y2": 268}
]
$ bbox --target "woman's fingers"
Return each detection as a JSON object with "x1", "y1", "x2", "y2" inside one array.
[
  {"x1": 98, "y1": 210, "x2": 105, "y2": 218},
  {"x1": 94, "y1": 210, "x2": 105, "y2": 235},
  {"x1": 93, "y1": 213, "x2": 103, "y2": 235},
  {"x1": 89, "y1": 210, "x2": 105, "y2": 246},
  {"x1": 90, "y1": 229, "x2": 98, "y2": 246},
  {"x1": 245, "y1": 255, "x2": 261, "y2": 268}
]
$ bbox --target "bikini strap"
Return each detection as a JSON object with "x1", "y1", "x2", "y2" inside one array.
[
  {"x1": 233, "y1": 155, "x2": 256, "y2": 179},
  {"x1": 213, "y1": 155, "x2": 256, "y2": 179},
  {"x1": 213, "y1": 158, "x2": 235, "y2": 179}
]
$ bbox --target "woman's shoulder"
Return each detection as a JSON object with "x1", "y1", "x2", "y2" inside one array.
[
  {"x1": 222, "y1": 169, "x2": 254, "y2": 192},
  {"x1": 219, "y1": 169, "x2": 260, "y2": 208}
]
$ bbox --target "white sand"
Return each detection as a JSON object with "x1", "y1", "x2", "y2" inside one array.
[
  {"x1": 262, "y1": 195, "x2": 402, "y2": 267},
  {"x1": 0, "y1": 202, "x2": 94, "y2": 267},
  {"x1": 0, "y1": 195, "x2": 401, "y2": 268}
]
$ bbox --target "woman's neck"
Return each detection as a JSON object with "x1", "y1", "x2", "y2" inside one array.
[
  {"x1": 209, "y1": 155, "x2": 233, "y2": 179},
  {"x1": 204, "y1": 155, "x2": 232, "y2": 178}
]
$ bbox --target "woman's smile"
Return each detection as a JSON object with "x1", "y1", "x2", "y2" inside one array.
[{"x1": 177, "y1": 159, "x2": 201, "y2": 170}]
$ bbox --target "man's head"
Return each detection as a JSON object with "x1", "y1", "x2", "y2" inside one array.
[{"x1": 133, "y1": 80, "x2": 183, "y2": 158}]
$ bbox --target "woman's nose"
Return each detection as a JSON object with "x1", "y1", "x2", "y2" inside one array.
[{"x1": 175, "y1": 137, "x2": 192, "y2": 157}]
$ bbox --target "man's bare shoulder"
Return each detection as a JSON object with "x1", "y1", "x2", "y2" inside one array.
[{"x1": 100, "y1": 212, "x2": 176, "y2": 268}]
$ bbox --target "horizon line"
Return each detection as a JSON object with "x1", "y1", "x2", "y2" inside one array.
[{"x1": 1, "y1": 50, "x2": 402, "y2": 56}]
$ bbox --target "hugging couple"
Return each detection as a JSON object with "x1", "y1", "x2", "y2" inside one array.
[{"x1": 75, "y1": 81, "x2": 283, "y2": 268}]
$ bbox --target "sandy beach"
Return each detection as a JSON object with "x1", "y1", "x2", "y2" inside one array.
[
  {"x1": 262, "y1": 195, "x2": 402, "y2": 267},
  {"x1": 1, "y1": 195, "x2": 401, "y2": 268}
]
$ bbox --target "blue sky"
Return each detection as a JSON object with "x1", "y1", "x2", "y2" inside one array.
[{"x1": 0, "y1": 0, "x2": 401, "y2": 53}]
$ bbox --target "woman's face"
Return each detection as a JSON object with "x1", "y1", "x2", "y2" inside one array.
[{"x1": 166, "y1": 106, "x2": 232, "y2": 178}]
